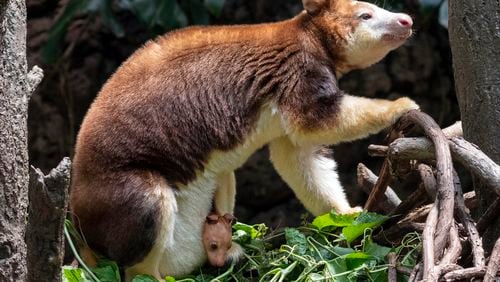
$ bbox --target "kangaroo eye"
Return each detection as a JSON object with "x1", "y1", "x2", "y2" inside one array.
[{"x1": 360, "y1": 13, "x2": 372, "y2": 20}]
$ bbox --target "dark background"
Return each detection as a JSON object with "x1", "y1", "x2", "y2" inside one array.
[{"x1": 26, "y1": 0, "x2": 459, "y2": 229}]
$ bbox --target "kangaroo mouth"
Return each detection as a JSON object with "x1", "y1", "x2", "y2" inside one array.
[{"x1": 382, "y1": 30, "x2": 412, "y2": 42}]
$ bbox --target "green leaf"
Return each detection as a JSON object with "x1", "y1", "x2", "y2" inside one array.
[
  {"x1": 204, "y1": 0, "x2": 225, "y2": 17},
  {"x1": 42, "y1": 0, "x2": 90, "y2": 63},
  {"x1": 311, "y1": 214, "x2": 338, "y2": 231},
  {"x1": 331, "y1": 246, "x2": 355, "y2": 257},
  {"x1": 91, "y1": 259, "x2": 120, "y2": 282},
  {"x1": 62, "y1": 266, "x2": 92, "y2": 282},
  {"x1": 164, "y1": 276, "x2": 176, "y2": 282},
  {"x1": 233, "y1": 222, "x2": 267, "y2": 239},
  {"x1": 363, "y1": 238, "x2": 392, "y2": 260},
  {"x1": 132, "y1": 275, "x2": 159, "y2": 282},
  {"x1": 312, "y1": 211, "x2": 358, "y2": 230},
  {"x1": 330, "y1": 211, "x2": 361, "y2": 226},
  {"x1": 284, "y1": 228, "x2": 308, "y2": 255},
  {"x1": 353, "y1": 212, "x2": 388, "y2": 225},
  {"x1": 325, "y1": 258, "x2": 350, "y2": 282},
  {"x1": 344, "y1": 252, "x2": 374, "y2": 270},
  {"x1": 342, "y1": 212, "x2": 388, "y2": 243},
  {"x1": 370, "y1": 269, "x2": 389, "y2": 282}
]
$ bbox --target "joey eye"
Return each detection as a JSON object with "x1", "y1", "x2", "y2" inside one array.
[
  {"x1": 210, "y1": 242, "x2": 218, "y2": 250},
  {"x1": 359, "y1": 13, "x2": 372, "y2": 20}
]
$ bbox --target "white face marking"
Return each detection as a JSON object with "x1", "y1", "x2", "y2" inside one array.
[{"x1": 343, "y1": 1, "x2": 413, "y2": 70}]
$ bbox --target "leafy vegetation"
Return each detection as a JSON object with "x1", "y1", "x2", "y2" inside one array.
[
  {"x1": 43, "y1": 0, "x2": 226, "y2": 63},
  {"x1": 63, "y1": 211, "x2": 421, "y2": 282}
]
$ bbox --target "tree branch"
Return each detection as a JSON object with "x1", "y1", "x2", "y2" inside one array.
[
  {"x1": 452, "y1": 170, "x2": 485, "y2": 268},
  {"x1": 364, "y1": 159, "x2": 392, "y2": 211},
  {"x1": 376, "y1": 137, "x2": 500, "y2": 196},
  {"x1": 449, "y1": 137, "x2": 500, "y2": 196},
  {"x1": 403, "y1": 111, "x2": 455, "y2": 271},
  {"x1": 388, "y1": 253, "x2": 397, "y2": 282},
  {"x1": 357, "y1": 163, "x2": 401, "y2": 212},
  {"x1": 422, "y1": 202, "x2": 438, "y2": 279},
  {"x1": 484, "y1": 238, "x2": 500, "y2": 282}
]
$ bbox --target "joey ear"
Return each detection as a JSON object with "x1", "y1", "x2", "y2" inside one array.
[
  {"x1": 206, "y1": 214, "x2": 219, "y2": 224},
  {"x1": 302, "y1": 0, "x2": 328, "y2": 15},
  {"x1": 222, "y1": 213, "x2": 236, "y2": 225}
]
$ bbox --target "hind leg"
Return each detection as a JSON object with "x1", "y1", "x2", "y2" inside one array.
[
  {"x1": 213, "y1": 172, "x2": 236, "y2": 215},
  {"x1": 70, "y1": 170, "x2": 177, "y2": 281},
  {"x1": 124, "y1": 180, "x2": 177, "y2": 281},
  {"x1": 212, "y1": 172, "x2": 244, "y2": 263}
]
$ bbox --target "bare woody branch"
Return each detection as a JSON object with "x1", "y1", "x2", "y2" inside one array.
[
  {"x1": 402, "y1": 111, "x2": 455, "y2": 271},
  {"x1": 365, "y1": 115, "x2": 498, "y2": 281},
  {"x1": 368, "y1": 121, "x2": 462, "y2": 159},
  {"x1": 357, "y1": 163, "x2": 401, "y2": 212},
  {"x1": 363, "y1": 119, "x2": 409, "y2": 211},
  {"x1": 484, "y1": 238, "x2": 500, "y2": 282},
  {"x1": 372, "y1": 137, "x2": 500, "y2": 196},
  {"x1": 452, "y1": 170, "x2": 485, "y2": 268},
  {"x1": 388, "y1": 253, "x2": 397, "y2": 282},
  {"x1": 443, "y1": 267, "x2": 484, "y2": 281},
  {"x1": 364, "y1": 159, "x2": 392, "y2": 211},
  {"x1": 422, "y1": 202, "x2": 438, "y2": 280},
  {"x1": 449, "y1": 137, "x2": 500, "y2": 196}
]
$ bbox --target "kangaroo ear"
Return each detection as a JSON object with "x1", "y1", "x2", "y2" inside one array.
[{"x1": 302, "y1": 0, "x2": 327, "y2": 15}]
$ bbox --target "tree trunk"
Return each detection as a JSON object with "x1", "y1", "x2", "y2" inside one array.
[
  {"x1": 26, "y1": 158, "x2": 71, "y2": 282},
  {"x1": 448, "y1": 0, "x2": 500, "y2": 251},
  {"x1": 0, "y1": 0, "x2": 42, "y2": 280}
]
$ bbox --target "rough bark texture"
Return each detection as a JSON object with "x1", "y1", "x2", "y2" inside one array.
[
  {"x1": 448, "y1": 0, "x2": 500, "y2": 251},
  {"x1": 26, "y1": 158, "x2": 71, "y2": 282},
  {"x1": 0, "y1": 0, "x2": 30, "y2": 280},
  {"x1": 0, "y1": 0, "x2": 43, "y2": 280},
  {"x1": 377, "y1": 136, "x2": 500, "y2": 195},
  {"x1": 357, "y1": 163, "x2": 400, "y2": 213}
]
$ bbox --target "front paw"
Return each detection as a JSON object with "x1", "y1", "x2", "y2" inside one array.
[
  {"x1": 338, "y1": 206, "x2": 363, "y2": 215},
  {"x1": 394, "y1": 97, "x2": 419, "y2": 112},
  {"x1": 391, "y1": 97, "x2": 419, "y2": 121}
]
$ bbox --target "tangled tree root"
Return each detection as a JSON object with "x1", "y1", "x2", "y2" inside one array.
[{"x1": 361, "y1": 110, "x2": 500, "y2": 282}]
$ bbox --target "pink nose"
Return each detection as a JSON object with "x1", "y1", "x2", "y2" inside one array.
[{"x1": 397, "y1": 15, "x2": 413, "y2": 28}]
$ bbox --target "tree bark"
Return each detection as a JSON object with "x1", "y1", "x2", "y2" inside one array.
[
  {"x1": 448, "y1": 0, "x2": 500, "y2": 251},
  {"x1": 26, "y1": 158, "x2": 71, "y2": 282},
  {"x1": 0, "y1": 0, "x2": 43, "y2": 280}
]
